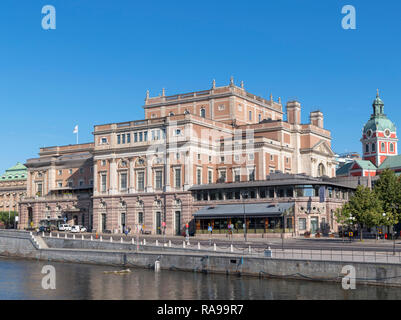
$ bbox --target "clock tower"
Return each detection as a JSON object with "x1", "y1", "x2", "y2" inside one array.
[{"x1": 361, "y1": 90, "x2": 398, "y2": 166}]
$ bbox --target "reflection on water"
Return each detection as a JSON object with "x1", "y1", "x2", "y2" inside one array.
[{"x1": 0, "y1": 257, "x2": 400, "y2": 300}]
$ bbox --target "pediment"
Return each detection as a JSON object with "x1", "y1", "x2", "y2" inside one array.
[{"x1": 312, "y1": 140, "x2": 335, "y2": 157}]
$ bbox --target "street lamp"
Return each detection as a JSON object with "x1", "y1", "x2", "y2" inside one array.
[{"x1": 383, "y1": 212, "x2": 396, "y2": 255}]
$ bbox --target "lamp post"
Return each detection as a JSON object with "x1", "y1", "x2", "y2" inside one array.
[{"x1": 241, "y1": 191, "x2": 248, "y2": 242}]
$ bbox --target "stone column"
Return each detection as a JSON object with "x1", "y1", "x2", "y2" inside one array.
[
  {"x1": 110, "y1": 158, "x2": 117, "y2": 195},
  {"x1": 93, "y1": 161, "x2": 98, "y2": 196},
  {"x1": 129, "y1": 158, "x2": 135, "y2": 193}
]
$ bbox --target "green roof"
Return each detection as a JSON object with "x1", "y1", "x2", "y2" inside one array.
[
  {"x1": 378, "y1": 155, "x2": 401, "y2": 170},
  {"x1": 363, "y1": 115, "x2": 396, "y2": 134},
  {"x1": 336, "y1": 162, "x2": 353, "y2": 176},
  {"x1": 354, "y1": 160, "x2": 377, "y2": 170},
  {"x1": 363, "y1": 92, "x2": 396, "y2": 134},
  {"x1": 336, "y1": 160, "x2": 377, "y2": 176},
  {"x1": 0, "y1": 162, "x2": 27, "y2": 181}
]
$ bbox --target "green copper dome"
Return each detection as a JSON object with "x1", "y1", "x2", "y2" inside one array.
[
  {"x1": 0, "y1": 162, "x2": 27, "y2": 181},
  {"x1": 363, "y1": 91, "x2": 396, "y2": 134}
]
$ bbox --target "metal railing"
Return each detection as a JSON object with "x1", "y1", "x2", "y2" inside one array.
[{"x1": 44, "y1": 231, "x2": 401, "y2": 265}]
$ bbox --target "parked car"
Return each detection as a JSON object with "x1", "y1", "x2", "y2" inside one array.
[
  {"x1": 79, "y1": 226, "x2": 87, "y2": 232},
  {"x1": 71, "y1": 225, "x2": 81, "y2": 233},
  {"x1": 58, "y1": 224, "x2": 71, "y2": 231},
  {"x1": 38, "y1": 225, "x2": 50, "y2": 233}
]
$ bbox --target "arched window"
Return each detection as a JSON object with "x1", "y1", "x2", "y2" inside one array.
[
  {"x1": 381, "y1": 142, "x2": 385, "y2": 152},
  {"x1": 249, "y1": 111, "x2": 252, "y2": 121},
  {"x1": 200, "y1": 108, "x2": 206, "y2": 118},
  {"x1": 365, "y1": 144, "x2": 369, "y2": 153},
  {"x1": 317, "y1": 163, "x2": 325, "y2": 177},
  {"x1": 390, "y1": 143, "x2": 394, "y2": 152},
  {"x1": 372, "y1": 143, "x2": 376, "y2": 152},
  {"x1": 258, "y1": 114, "x2": 262, "y2": 122},
  {"x1": 169, "y1": 112, "x2": 174, "y2": 116}
]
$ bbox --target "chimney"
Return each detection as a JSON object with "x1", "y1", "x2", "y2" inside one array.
[
  {"x1": 310, "y1": 110, "x2": 324, "y2": 128},
  {"x1": 286, "y1": 101, "x2": 301, "y2": 125}
]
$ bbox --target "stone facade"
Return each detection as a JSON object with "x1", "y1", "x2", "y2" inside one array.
[
  {"x1": 0, "y1": 163, "x2": 27, "y2": 217},
  {"x1": 19, "y1": 79, "x2": 339, "y2": 236}
]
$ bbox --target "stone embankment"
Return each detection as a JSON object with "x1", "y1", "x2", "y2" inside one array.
[{"x1": 1, "y1": 230, "x2": 401, "y2": 287}]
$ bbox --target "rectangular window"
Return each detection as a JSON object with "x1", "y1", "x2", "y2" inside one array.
[
  {"x1": 234, "y1": 169, "x2": 240, "y2": 182},
  {"x1": 120, "y1": 172, "x2": 127, "y2": 190},
  {"x1": 144, "y1": 131, "x2": 148, "y2": 141},
  {"x1": 58, "y1": 170, "x2": 62, "y2": 176},
  {"x1": 155, "y1": 170, "x2": 162, "y2": 190},
  {"x1": 249, "y1": 110, "x2": 252, "y2": 121},
  {"x1": 219, "y1": 170, "x2": 226, "y2": 182},
  {"x1": 299, "y1": 218, "x2": 306, "y2": 231},
  {"x1": 208, "y1": 170, "x2": 213, "y2": 184},
  {"x1": 101, "y1": 174, "x2": 107, "y2": 192},
  {"x1": 175, "y1": 168, "x2": 181, "y2": 188},
  {"x1": 196, "y1": 169, "x2": 202, "y2": 185},
  {"x1": 101, "y1": 137, "x2": 108, "y2": 144},
  {"x1": 117, "y1": 135, "x2": 121, "y2": 144},
  {"x1": 134, "y1": 133, "x2": 138, "y2": 142},
  {"x1": 122, "y1": 134, "x2": 126, "y2": 144},
  {"x1": 248, "y1": 168, "x2": 255, "y2": 181},
  {"x1": 137, "y1": 171, "x2": 145, "y2": 191},
  {"x1": 139, "y1": 132, "x2": 143, "y2": 142},
  {"x1": 57, "y1": 181, "x2": 62, "y2": 188},
  {"x1": 127, "y1": 133, "x2": 131, "y2": 143},
  {"x1": 36, "y1": 183, "x2": 42, "y2": 196},
  {"x1": 138, "y1": 212, "x2": 144, "y2": 224}
]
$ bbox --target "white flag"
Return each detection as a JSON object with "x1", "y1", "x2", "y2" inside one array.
[{"x1": 73, "y1": 125, "x2": 78, "y2": 134}]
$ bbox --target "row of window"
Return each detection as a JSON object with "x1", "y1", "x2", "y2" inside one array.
[
  {"x1": 100, "y1": 168, "x2": 183, "y2": 192},
  {"x1": 365, "y1": 142, "x2": 395, "y2": 153},
  {"x1": 194, "y1": 185, "x2": 350, "y2": 201},
  {"x1": 116, "y1": 129, "x2": 166, "y2": 145},
  {"x1": 57, "y1": 168, "x2": 90, "y2": 176}
]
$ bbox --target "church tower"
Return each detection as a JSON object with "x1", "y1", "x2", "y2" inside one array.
[{"x1": 361, "y1": 90, "x2": 398, "y2": 166}]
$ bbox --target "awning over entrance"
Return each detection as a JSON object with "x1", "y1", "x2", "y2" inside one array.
[{"x1": 193, "y1": 202, "x2": 294, "y2": 219}]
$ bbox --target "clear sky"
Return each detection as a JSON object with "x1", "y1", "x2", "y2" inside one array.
[{"x1": 1, "y1": 0, "x2": 400, "y2": 172}]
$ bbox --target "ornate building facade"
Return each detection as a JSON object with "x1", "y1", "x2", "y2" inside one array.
[
  {"x1": 19, "y1": 79, "x2": 342, "y2": 236},
  {"x1": 337, "y1": 91, "x2": 399, "y2": 177},
  {"x1": 0, "y1": 163, "x2": 27, "y2": 215}
]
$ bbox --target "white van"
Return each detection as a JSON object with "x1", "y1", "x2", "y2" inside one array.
[
  {"x1": 59, "y1": 224, "x2": 71, "y2": 231},
  {"x1": 71, "y1": 225, "x2": 81, "y2": 233}
]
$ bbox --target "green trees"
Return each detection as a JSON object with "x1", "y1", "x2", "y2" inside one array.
[
  {"x1": 373, "y1": 169, "x2": 401, "y2": 227},
  {"x1": 336, "y1": 169, "x2": 401, "y2": 239},
  {"x1": 0, "y1": 211, "x2": 18, "y2": 227},
  {"x1": 336, "y1": 186, "x2": 382, "y2": 240}
]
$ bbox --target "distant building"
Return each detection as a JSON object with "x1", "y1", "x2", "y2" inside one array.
[
  {"x1": 0, "y1": 162, "x2": 27, "y2": 215},
  {"x1": 336, "y1": 91, "x2": 400, "y2": 177}
]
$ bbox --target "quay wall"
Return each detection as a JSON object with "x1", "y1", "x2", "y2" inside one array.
[{"x1": 1, "y1": 231, "x2": 401, "y2": 287}]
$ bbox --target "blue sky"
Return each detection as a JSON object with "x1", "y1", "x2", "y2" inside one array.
[{"x1": 0, "y1": 0, "x2": 400, "y2": 172}]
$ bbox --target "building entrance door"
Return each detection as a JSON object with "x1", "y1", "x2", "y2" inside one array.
[
  {"x1": 310, "y1": 217, "x2": 318, "y2": 234},
  {"x1": 175, "y1": 211, "x2": 181, "y2": 236},
  {"x1": 156, "y1": 212, "x2": 162, "y2": 235}
]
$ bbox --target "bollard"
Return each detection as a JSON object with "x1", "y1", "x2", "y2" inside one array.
[
  {"x1": 49, "y1": 233, "x2": 52, "y2": 238},
  {"x1": 214, "y1": 243, "x2": 217, "y2": 251},
  {"x1": 154, "y1": 261, "x2": 160, "y2": 272},
  {"x1": 230, "y1": 244, "x2": 233, "y2": 252},
  {"x1": 248, "y1": 245, "x2": 251, "y2": 253},
  {"x1": 169, "y1": 240, "x2": 171, "y2": 247},
  {"x1": 30, "y1": 232, "x2": 32, "y2": 236},
  {"x1": 144, "y1": 239, "x2": 146, "y2": 245},
  {"x1": 132, "y1": 238, "x2": 135, "y2": 245},
  {"x1": 42, "y1": 232, "x2": 45, "y2": 237},
  {"x1": 91, "y1": 235, "x2": 93, "y2": 241},
  {"x1": 100, "y1": 235, "x2": 103, "y2": 242},
  {"x1": 110, "y1": 237, "x2": 113, "y2": 243},
  {"x1": 183, "y1": 241, "x2": 186, "y2": 248},
  {"x1": 121, "y1": 237, "x2": 123, "y2": 243},
  {"x1": 156, "y1": 240, "x2": 159, "y2": 246},
  {"x1": 57, "y1": 233, "x2": 59, "y2": 238},
  {"x1": 81, "y1": 235, "x2": 84, "y2": 240},
  {"x1": 198, "y1": 242, "x2": 201, "y2": 250},
  {"x1": 65, "y1": 233, "x2": 67, "y2": 239},
  {"x1": 73, "y1": 234, "x2": 75, "y2": 240}
]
